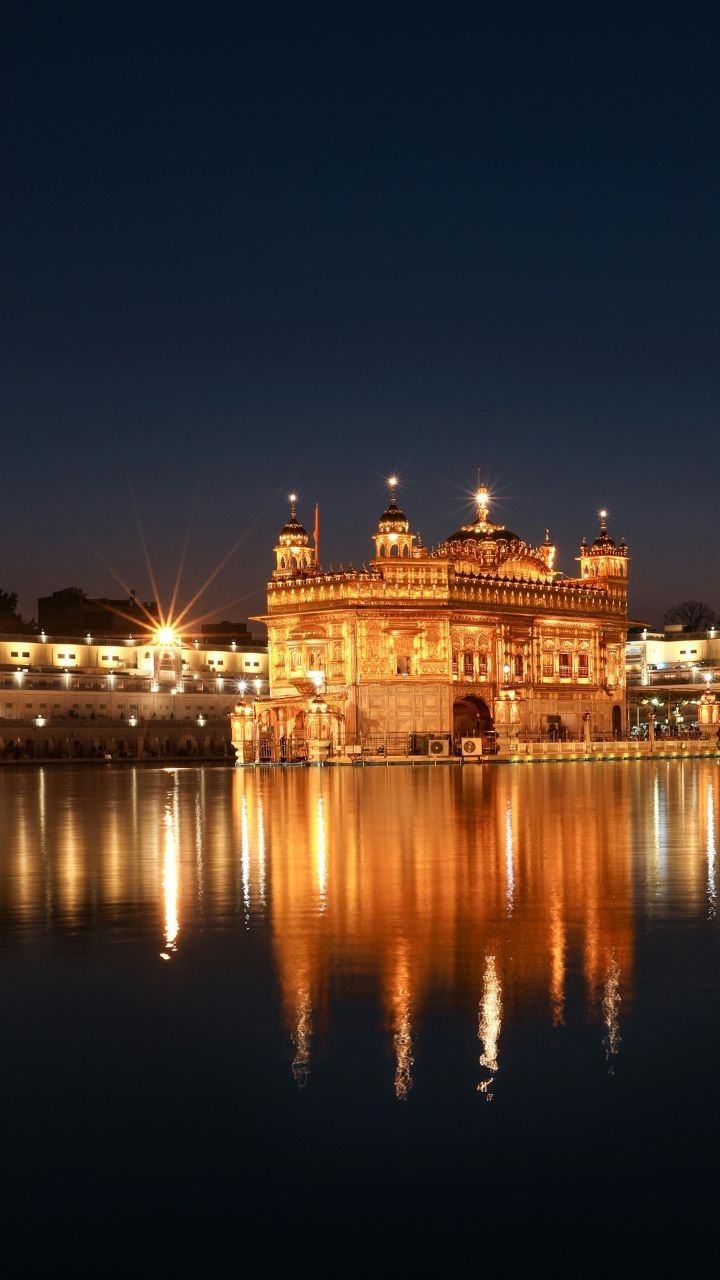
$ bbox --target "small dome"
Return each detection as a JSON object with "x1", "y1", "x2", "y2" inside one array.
[
  {"x1": 587, "y1": 511, "x2": 618, "y2": 554},
  {"x1": 377, "y1": 478, "x2": 408, "y2": 529},
  {"x1": 278, "y1": 495, "x2": 309, "y2": 543},
  {"x1": 379, "y1": 495, "x2": 407, "y2": 524}
]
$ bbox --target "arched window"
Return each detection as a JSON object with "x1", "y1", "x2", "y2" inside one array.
[
  {"x1": 478, "y1": 652, "x2": 488, "y2": 677},
  {"x1": 514, "y1": 654, "x2": 523, "y2": 678}
]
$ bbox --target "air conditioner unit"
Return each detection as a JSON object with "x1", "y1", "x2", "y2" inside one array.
[
  {"x1": 461, "y1": 737, "x2": 483, "y2": 758},
  {"x1": 428, "y1": 737, "x2": 450, "y2": 757}
]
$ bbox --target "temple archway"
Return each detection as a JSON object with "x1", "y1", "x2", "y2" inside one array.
[{"x1": 453, "y1": 695, "x2": 494, "y2": 740}]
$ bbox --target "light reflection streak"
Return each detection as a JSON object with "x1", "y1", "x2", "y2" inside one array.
[
  {"x1": 240, "y1": 794, "x2": 251, "y2": 921},
  {"x1": 315, "y1": 794, "x2": 327, "y2": 910},
  {"x1": 550, "y1": 902, "x2": 565, "y2": 1027},
  {"x1": 707, "y1": 780, "x2": 716, "y2": 920},
  {"x1": 194, "y1": 792, "x2": 204, "y2": 906},
  {"x1": 256, "y1": 796, "x2": 266, "y2": 907},
  {"x1": 477, "y1": 954, "x2": 502, "y2": 1099},
  {"x1": 601, "y1": 950, "x2": 622, "y2": 1071},
  {"x1": 505, "y1": 797, "x2": 515, "y2": 914},
  {"x1": 160, "y1": 798, "x2": 179, "y2": 958},
  {"x1": 393, "y1": 1004, "x2": 413, "y2": 1101},
  {"x1": 291, "y1": 985, "x2": 312, "y2": 1088},
  {"x1": 653, "y1": 772, "x2": 665, "y2": 880},
  {"x1": 390, "y1": 948, "x2": 414, "y2": 1100}
]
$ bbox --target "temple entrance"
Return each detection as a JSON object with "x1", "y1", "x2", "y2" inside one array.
[
  {"x1": 612, "y1": 703, "x2": 623, "y2": 740},
  {"x1": 453, "y1": 695, "x2": 494, "y2": 743}
]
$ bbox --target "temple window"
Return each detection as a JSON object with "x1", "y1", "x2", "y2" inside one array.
[
  {"x1": 578, "y1": 653, "x2": 589, "y2": 679},
  {"x1": 514, "y1": 654, "x2": 523, "y2": 678},
  {"x1": 451, "y1": 652, "x2": 459, "y2": 676},
  {"x1": 542, "y1": 652, "x2": 554, "y2": 677},
  {"x1": 478, "y1": 653, "x2": 488, "y2": 677},
  {"x1": 559, "y1": 653, "x2": 572, "y2": 678},
  {"x1": 463, "y1": 652, "x2": 474, "y2": 677}
]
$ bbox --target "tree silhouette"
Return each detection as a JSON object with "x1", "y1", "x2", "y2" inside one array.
[
  {"x1": 663, "y1": 600, "x2": 719, "y2": 630},
  {"x1": 0, "y1": 589, "x2": 36, "y2": 633}
]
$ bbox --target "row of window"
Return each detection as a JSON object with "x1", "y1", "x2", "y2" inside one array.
[
  {"x1": 452, "y1": 652, "x2": 591, "y2": 679},
  {"x1": 7, "y1": 652, "x2": 262, "y2": 671}
]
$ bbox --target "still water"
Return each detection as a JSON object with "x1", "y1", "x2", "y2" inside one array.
[{"x1": 1, "y1": 759, "x2": 719, "y2": 1248}]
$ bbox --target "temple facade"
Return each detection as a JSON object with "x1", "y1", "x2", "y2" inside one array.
[{"x1": 232, "y1": 479, "x2": 630, "y2": 761}]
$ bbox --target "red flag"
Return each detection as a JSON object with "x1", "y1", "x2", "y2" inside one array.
[{"x1": 313, "y1": 503, "x2": 319, "y2": 565}]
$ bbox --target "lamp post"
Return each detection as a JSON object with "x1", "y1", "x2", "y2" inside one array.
[{"x1": 647, "y1": 706, "x2": 656, "y2": 753}]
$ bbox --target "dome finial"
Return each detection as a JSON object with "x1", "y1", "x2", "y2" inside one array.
[
  {"x1": 289, "y1": 492, "x2": 298, "y2": 519},
  {"x1": 388, "y1": 475, "x2": 398, "y2": 508},
  {"x1": 599, "y1": 508, "x2": 608, "y2": 534},
  {"x1": 475, "y1": 479, "x2": 489, "y2": 523}
]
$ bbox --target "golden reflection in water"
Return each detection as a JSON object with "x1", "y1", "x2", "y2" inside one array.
[
  {"x1": 602, "y1": 951, "x2": 622, "y2": 1072},
  {"x1": 477, "y1": 954, "x2": 502, "y2": 1099},
  {"x1": 315, "y1": 794, "x2": 327, "y2": 912},
  {"x1": 653, "y1": 772, "x2": 663, "y2": 879},
  {"x1": 549, "y1": 902, "x2": 565, "y2": 1028},
  {"x1": 4, "y1": 761, "x2": 720, "y2": 1089},
  {"x1": 389, "y1": 944, "x2": 414, "y2": 1100},
  {"x1": 291, "y1": 983, "x2": 312, "y2": 1089},
  {"x1": 707, "y1": 780, "x2": 716, "y2": 920},
  {"x1": 504, "y1": 796, "x2": 515, "y2": 914},
  {"x1": 240, "y1": 793, "x2": 251, "y2": 917},
  {"x1": 194, "y1": 788, "x2": 204, "y2": 907},
  {"x1": 160, "y1": 796, "x2": 179, "y2": 958}
]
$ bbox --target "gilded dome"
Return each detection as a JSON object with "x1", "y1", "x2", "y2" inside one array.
[
  {"x1": 377, "y1": 480, "x2": 409, "y2": 532},
  {"x1": 438, "y1": 485, "x2": 556, "y2": 578},
  {"x1": 582, "y1": 511, "x2": 627, "y2": 557},
  {"x1": 278, "y1": 495, "x2": 310, "y2": 545}
]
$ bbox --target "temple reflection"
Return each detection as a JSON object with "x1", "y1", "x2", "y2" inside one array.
[{"x1": 2, "y1": 760, "x2": 719, "y2": 1096}]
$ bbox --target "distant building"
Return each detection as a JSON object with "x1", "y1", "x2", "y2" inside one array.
[
  {"x1": 626, "y1": 623, "x2": 720, "y2": 737},
  {"x1": 37, "y1": 587, "x2": 159, "y2": 636},
  {"x1": 0, "y1": 597, "x2": 269, "y2": 760}
]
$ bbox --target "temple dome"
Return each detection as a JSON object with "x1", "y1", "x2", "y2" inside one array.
[{"x1": 278, "y1": 495, "x2": 310, "y2": 545}]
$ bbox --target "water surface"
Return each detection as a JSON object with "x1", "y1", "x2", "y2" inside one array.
[{"x1": 1, "y1": 760, "x2": 718, "y2": 1253}]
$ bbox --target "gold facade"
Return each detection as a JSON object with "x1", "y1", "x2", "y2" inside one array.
[{"x1": 243, "y1": 482, "x2": 630, "y2": 753}]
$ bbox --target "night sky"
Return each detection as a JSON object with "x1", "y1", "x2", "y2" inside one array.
[{"x1": 3, "y1": 2, "x2": 719, "y2": 635}]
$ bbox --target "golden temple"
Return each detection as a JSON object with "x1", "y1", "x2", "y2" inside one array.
[{"x1": 232, "y1": 477, "x2": 630, "y2": 762}]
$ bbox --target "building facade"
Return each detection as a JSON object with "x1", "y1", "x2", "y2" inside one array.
[
  {"x1": 626, "y1": 624, "x2": 720, "y2": 737},
  {"x1": 232, "y1": 481, "x2": 630, "y2": 761},
  {"x1": 0, "y1": 607, "x2": 268, "y2": 761}
]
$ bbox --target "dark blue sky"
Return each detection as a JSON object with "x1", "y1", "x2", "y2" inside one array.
[{"x1": 2, "y1": 2, "x2": 719, "y2": 633}]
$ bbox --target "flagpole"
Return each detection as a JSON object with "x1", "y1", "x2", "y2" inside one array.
[{"x1": 314, "y1": 503, "x2": 319, "y2": 566}]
